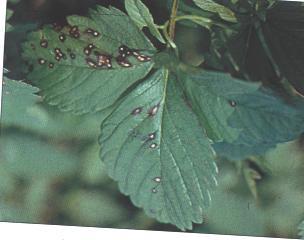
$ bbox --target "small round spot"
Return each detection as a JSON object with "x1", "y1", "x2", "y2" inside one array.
[
  {"x1": 153, "y1": 177, "x2": 161, "y2": 183},
  {"x1": 116, "y1": 55, "x2": 132, "y2": 68},
  {"x1": 59, "y1": 34, "x2": 66, "y2": 42},
  {"x1": 88, "y1": 44, "x2": 95, "y2": 49},
  {"x1": 148, "y1": 132, "x2": 156, "y2": 140},
  {"x1": 70, "y1": 53, "x2": 76, "y2": 59},
  {"x1": 131, "y1": 107, "x2": 142, "y2": 115},
  {"x1": 152, "y1": 188, "x2": 157, "y2": 193},
  {"x1": 38, "y1": 58, "x2": 46, "y2": 65},
  {"x1": 40, "y1": 39, "x2": 48, "y2": 48},
  {"x1": 48, "y1": 62, "x2": 54, "y2": 68},
  {"x1": 148, "y1": 105, "x2": 159, "y2": 116},
  {"x1": 150, "y1": 143, "x2": 157, "y2": 149},
  {"x1": 229, "y1": 100, "x2": 237, "y2": 107}
]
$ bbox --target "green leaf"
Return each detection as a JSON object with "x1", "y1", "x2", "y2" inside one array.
[
  {"x1": 1, "y1": 77, "x2": 42, "y2": 127},
  {"x1": 299, "y1": 220, "x2": 304, "y2": 239},
  {"x1": 62, "y1": 189, "x2": 127, "y2": 226},
  {"x1": 6, "y1": 9, "x2": 14, "y2": 32},
  {"x1": 193, "y1": 0, "x2": 237, "y2": 23},
  {"x1": 99, "y1": 68, "x2": 218, "y2": 230},
  {"x1": 182, "y1": 71, "x2": 260, "y2": 142},
  {"x1": 183, "y1": 71, "x2": 304, "y2": 148},
  {"x1": 213, "y1": 142, "x2": 276, "y2": 161},
  {"x1": 125, "y1": 0, "x2": 165, "y2": 43},
  {"x1": 22, "y1": 5, "x2": 155, "y2": 114},
  {"x1": 0, "y1": 134, "x2": 79, "y2": 180}
]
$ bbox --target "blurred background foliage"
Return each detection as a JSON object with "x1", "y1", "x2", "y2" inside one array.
[{"x1": 1, "y1": 0, "x2": 304, "y2": 238}]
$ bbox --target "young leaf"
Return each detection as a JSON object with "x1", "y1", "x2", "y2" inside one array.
[
  {"x1": 193, "y1": 0, "x2": 237, "y2": 23},
  {"x1": 183, "y1": 71, "x2": 304, "y2": 147},
  {"x1": 99, "y1": 68, "x2": 218, "y2": 230},
  {"x1": 22, "y1": 5, "x2": 155, "y2": 114},
  {"x1": 125, "y1": 0, "x2": 165, "y2": 43}
]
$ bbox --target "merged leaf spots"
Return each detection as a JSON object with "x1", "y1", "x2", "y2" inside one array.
[
  {"x1": 99, "y1": 69, "x2": 218, "y2": 230},
  {"x1": 22, "y1": 5, "x2": 155, "y2": 114}
]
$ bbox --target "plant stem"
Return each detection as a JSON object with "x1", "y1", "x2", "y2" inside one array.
[{"x1": 169, "y1": 0, "x2": 179, "y2": 40}]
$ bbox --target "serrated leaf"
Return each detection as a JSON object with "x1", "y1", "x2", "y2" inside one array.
[
  {"x1": 22, "y1": 5, "x2": 155, "y2": 114},
  {"x1": 99, "y1": 68, "x2": 218, "y2": 230},
  {"x1": 182, "y1": 71, "x2": 260, "y2": 142},
  {"x1": 193, "y1": 0, "x2": 237, "y2": 23},
  {"x1": 1, "y1": 77, "x2": 42, "y2": 127},
  {"x1": 183, "y1": 71, "x2": 304, "y2": 148},
  {"x1": 125, "y1": 0, "x2": 165, "y2": 43}
]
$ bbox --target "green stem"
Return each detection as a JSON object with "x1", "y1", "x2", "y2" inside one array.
[{"x1": 169, "y1": 0, "x2": 179, "y2": 40}]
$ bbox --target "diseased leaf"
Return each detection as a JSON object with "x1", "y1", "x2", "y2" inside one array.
[
  {"x1": 183, "y1": 71, "x2": 304, "y2": 149},
  {"x1": 125, "y1": 0, "x2": 165, "y2": 43},
  {"x1": 22, "y1": 5, "x2": 155, "y2": 114},
  {"x1": 193, "y1": 0, "x2": 237, "y2": 23},
  {"x1": 99, "y1": 68, "x2": 218, "y2": 230}
]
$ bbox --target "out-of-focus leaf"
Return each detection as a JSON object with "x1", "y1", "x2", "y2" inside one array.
[
  {"x1": 80, "y1": 143, "x2": 110, "y2": 184},
  {"x1": 0, "y1": 134, "x2": 79, "y2": 180},
  {"x1": 125, "y1": 0, "x2": 165, "y2": 43},
  {"x1": 1, "y1": 77, "x2": 43, "y2": 128},
  {"x1": 6, "y1": 9, "x2": 14, "y2": 32},
  {"x1": 100, "y1": 69, "x2": 218, "y2": 230},
  {"x1": 193, "y1": 0, "x2": 237, "y2": 23},
  {"x1": 299, "y1": 220, "x2": 304, "y2": 239},
  {"x1": 62, "y1": 190, "x2": 127, "y2": 226},
  {"x1": 22, "y1": 5, "x2": 155, "y2": 114}
]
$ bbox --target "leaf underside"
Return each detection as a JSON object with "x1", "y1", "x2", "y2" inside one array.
[{"x1": 99, "y1": 69, "x2": 218, "y2": 230}]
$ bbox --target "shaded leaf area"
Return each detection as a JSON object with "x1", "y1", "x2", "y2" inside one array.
[
  {"x1": 213, "y1": 142, "x2": 276, "y2": 161},
  {"x1": 195, "y1": 142, "x2": 304, "y2": 238},
  {"x1": 193, "y1": 0, "x2": 237, "y2": 23},
  {"x1": 125, "y1": 0, "x2": 165, "y2": 43},
  {"x1": 0, "y1": 134, "x2": 79, "y2": 180},
  {"x1": 183, "y1": 71, "x2": 304, "y2": 160},
  {"x1": 299, "y1": 220, "x2": 304, "y2": 239},
  {"x1": 22, "y1": 5, "x2": 155, "y2": 114},
  {"x1": 1, "y1": 77, "x2": 110, "y2": 139},
  {"x1": 99, "y1": 69, "x2": 218, "y2": 230},
  {"x1": 6, "y1": 8, "x2": 14, "y2": 32},
  {"x1": 1, "y1": 77, "x2": 41, "y2": 127},
  {"x1": 207, "y1": 1, "x2": 304, "y2": 95}
]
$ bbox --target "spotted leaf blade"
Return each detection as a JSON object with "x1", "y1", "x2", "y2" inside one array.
[
  {"x1": 99, "y1": 69, "x2": 218, "y2": 230},
  {"x1": 22, "y1": 6, "x2": 155, "y2": 114},
  {"x1": 184, "y1": 71, "x2": 304, "y2": 158},
  {"x1": 193, "y1": 0, "x2": 237, "y2": 23},
  {"x1": 125, "y1": 0, "x2": 165, "y2": 44}
]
